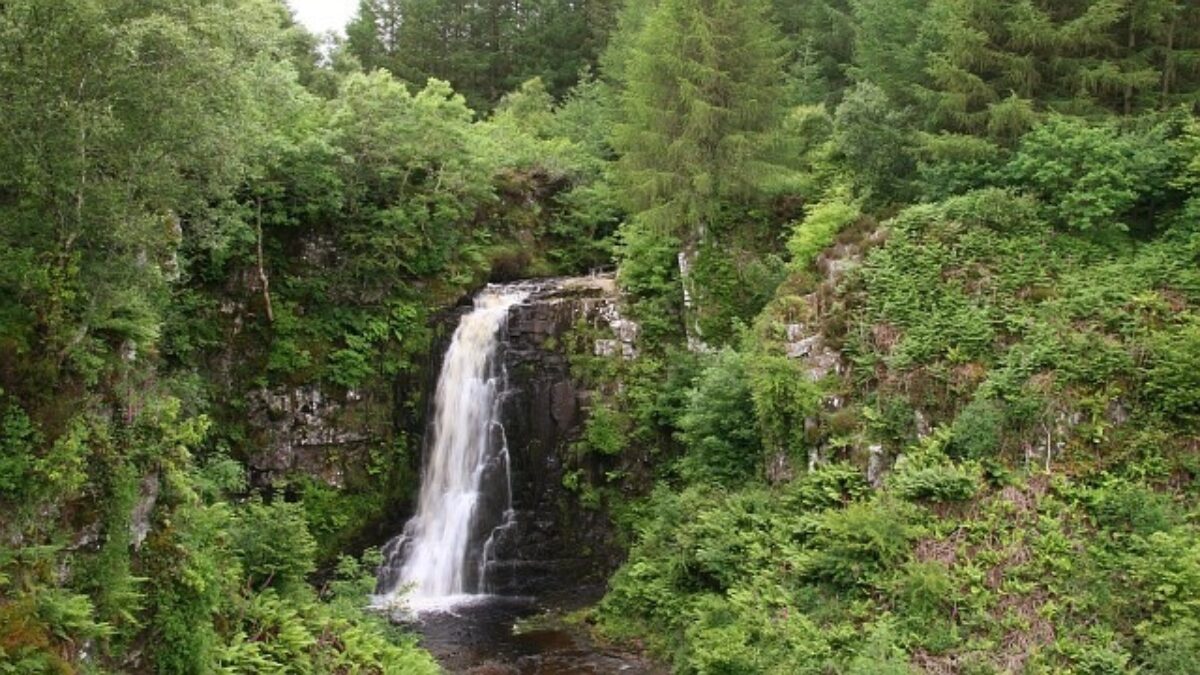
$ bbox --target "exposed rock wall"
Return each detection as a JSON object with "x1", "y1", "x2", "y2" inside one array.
[{"x1": 485, "y1": 275, "x2": 636, "y2": 596}]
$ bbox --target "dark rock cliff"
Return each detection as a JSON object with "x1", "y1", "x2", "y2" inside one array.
[{"x1": 486, "y1": 275, "x2": 637, "y2": 596}]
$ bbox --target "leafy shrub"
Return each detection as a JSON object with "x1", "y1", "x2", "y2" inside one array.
[
  {"x1": 749, "y1": 354, "x2": 822, "y2": 456},
  {"x1": 890, "y1": 561, "x2": 958, "y2": 650},
  {"x1": 891, "y1": 462, "x2": 981, "y2": 503},
  {"x1": 1140, "y1": 624, "x2": 1200, "y2": 674},
  {"x1": 577, "y1": 403, "x2": 631, "y2": 458},
  {"x1": 948, "y1": 397, "x2": 1005, "y2": 459},
  {"x1": 678, "y1": 349, "x2": 763, "y2": 485},
  {"x1": 680, "y1": 597, "x2": 764, "y2": 674},
  {"x1": 787, "y1": 196, "x2": 860, "y2": 271},
  {"x1": 940, "y1": 188, "x2": 1040, "y2": 233},
  {"x1": 233, "y1": 500, "x2": 317, "y2": 592},
  {"x1": 615, "y1": 217, "x2": 684, "y2": 341},
  {"x1": 780, "y1": 463, "x2": 871, "y2": 511},
  {"x1": 1005, "y1": 116, "x2": 1163, "y2": 232},
  {"x1": 1144, "y1": 321, "x2": 1200, "y2": 422},
  {"x1": 833, "y1": 81, "x2": 916, "y2": 203},
  {"x1": 847, "y1": 619, "x2": 916, "y2": 675},
  {"x1": 804, "y1": 499, "x2": 915, "y2": 590},
  {"x1": 1084, "y1": 477, "x2": 1178, "y2": 536},
  {"x1": 891, "y1": 430, "x2": 982, "y2": 503},
  {"x1": 0, "y1": 396, "x2": 39, "y2": 503}
]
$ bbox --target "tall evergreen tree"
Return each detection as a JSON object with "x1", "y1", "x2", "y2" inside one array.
[
  {"x1": 612, "y1": 0, "x2": 788, "y2": 345},
  {"x1": 773, "y1": 0, "x2": 855, "y2": 105},
  {"x1": 613, "y1": 0, "x2": 787, "y2": 241},
  {"x1": 345, "y1": 0, "x2": 621, "y2": 108},
  {"x1": 915, "y1": 0, "x2": 1200, "y2": 139},
  {"x1": 850, "y1": 0, "x2": 931, "y2": 106}
]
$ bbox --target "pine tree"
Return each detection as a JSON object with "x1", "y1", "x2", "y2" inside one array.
[
  {"x1": 613, "y1": 0, "x2": 788, "y2": 347},
  {"x1": 915, "y1": 0, "x2": 1200, "y2": 138},
  {"x1": 850, "y1": 0, "x2": 931, "y2": 106},
  {"x1": 773, "y1": 0, "x2": 855, "y2": 105},
  {"x1": 614, "y1": 0, "x2": 787, "y2": 242},
  {"x1": 344, "y1": 0, "x2": 621, "y2": 109}
]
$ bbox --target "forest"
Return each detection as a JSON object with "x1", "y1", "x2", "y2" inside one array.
[{"x1": 1, "y1": 0, "x2": 1199, "y2": 672}]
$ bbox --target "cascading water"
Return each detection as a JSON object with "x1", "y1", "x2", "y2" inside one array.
[{"x1": 374, "y1": 286, "x2": 528, "y2": 610}]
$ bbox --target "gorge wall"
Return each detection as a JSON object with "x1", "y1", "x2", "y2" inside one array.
[
  {"x1": 485, "y1": 275, "x2": 637, "y2": 596},
  {"x1": 237, "y1": 274, "x2": 635, "y2": 592}
]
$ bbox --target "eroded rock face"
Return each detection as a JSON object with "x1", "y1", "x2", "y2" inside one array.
[
  {"x1": 483, "y1": 275, "x2": 634, "y2": 596},
  {"x1": 245, "y1": 385, "x2": 379, "y2": 487}
]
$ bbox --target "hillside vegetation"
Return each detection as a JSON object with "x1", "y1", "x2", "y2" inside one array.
[{"x1": 2, "y1": 0, "x2": 1199, "y2": 673}]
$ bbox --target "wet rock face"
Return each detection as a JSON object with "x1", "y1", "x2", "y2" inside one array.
[
  {"x1": 485, "y1": 276, "x2": 633, "y2": 596},
  {"x1": 245, "y1": 385, "x2": 380, "y2": 487}
]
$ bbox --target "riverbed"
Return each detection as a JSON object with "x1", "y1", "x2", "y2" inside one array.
[{"x1": 411, "y1": 596, "x2": 663, "y2": 674}]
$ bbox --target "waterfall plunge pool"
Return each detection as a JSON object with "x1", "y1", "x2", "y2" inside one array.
[{"x1": 382, "y1": 594, "x2": 663, "y2": 675}]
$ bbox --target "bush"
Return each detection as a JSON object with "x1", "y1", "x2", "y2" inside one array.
[
  {"x1": 1084, "y1": 477, "x2": 1178, "y2": 536},
  {"x1": 1144, "y1": 321, "x2": 1200, "y2": 422},
  {"x1": 891, "y1": 462, "x2": 981, "y2": 503},
  {"x1": 787, "y1": 196, "x2": 860, "y2": 271},
  {"x1": 749, "y1": 354, "x2": 822, "y2": 457},
  {"x1": 678, "y1": 349, "x2": 764, "y2": 485},
  {"x1": 948, "y1": 397, "x2": 1005, "y2": 459},
  {"x1": 891, "y1": 430, "x2": 982, "y2": 503},
  {"x1": 233, "y1": 500, "x2": 317, "y2": 592},
  {"x1": 833, "y1": 81, "x2": 916, "y2": 203},
  {"x1": 1005, "y1": 116, "x2": 1163, "y2": 233},
  {"x1": 804, "y1": 499, "x2": 915, "y2": 590},
  {"x1": 847, "y1": 619, "x2": 916, "y2": 675}
]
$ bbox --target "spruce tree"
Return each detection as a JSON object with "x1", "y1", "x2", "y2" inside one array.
[
  {"x1": 773, "y1": 0, "x2": 855, "y2": 105},
  {"x1": 613, "y1": 0, "x2": 787, "y2": 346},
  {"x1": 613, "y1": 0, "x2": 787, "y2": 242}
]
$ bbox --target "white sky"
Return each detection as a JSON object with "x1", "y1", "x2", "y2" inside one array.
[{"x1": 288, "y1": 0, "x2": 359, "y2": 35}]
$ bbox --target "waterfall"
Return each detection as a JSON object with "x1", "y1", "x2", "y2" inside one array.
[{"x1": 375, "y1": 286, "x2": 528, "y2": 610}]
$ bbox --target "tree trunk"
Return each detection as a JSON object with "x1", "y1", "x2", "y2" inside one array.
[
  {"x1": 1161, "y1": 11, "x2": 1177, "y2": 110},
  {"x1": 1124, "y1": 16, "x2": 1136, "y2": 116},
  {"x1": 256, "y1": 198, "x2": 274, "y2": 324}
]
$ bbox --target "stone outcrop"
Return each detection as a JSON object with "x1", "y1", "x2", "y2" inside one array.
[
  {"x1": 245, "y1": 385, "x2": 377, "y2": 487},
  {"x1": 483, "y1": 275, "x2": 635, "y2": 596}
]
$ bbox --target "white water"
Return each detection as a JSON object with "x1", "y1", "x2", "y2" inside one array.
[{"x1": 375, "y1": 287, "x2": 527, "y2": 611}]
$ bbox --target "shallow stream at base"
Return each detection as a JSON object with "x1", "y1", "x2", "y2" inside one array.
[{"x1": 409, "y1": 595, "x2": 663, "y2": 675}]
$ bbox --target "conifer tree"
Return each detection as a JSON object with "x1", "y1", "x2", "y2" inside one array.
[
  {"x1": 773, "y1": 0, "x2": 855, "y2": 104},
  {"x1": 850, "y1": 0, "x2": 930, "y2": 107},
  {"x1": 613, "y1": 0, "x2": 787, "y2": 242},
  {"x1": 612, "y1": 0, "x2": 787, "y2": 346}
]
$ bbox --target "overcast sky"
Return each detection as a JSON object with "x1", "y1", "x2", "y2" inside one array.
[{"x1": 288, "y1": 0, "x2": 358, "y2": 35}]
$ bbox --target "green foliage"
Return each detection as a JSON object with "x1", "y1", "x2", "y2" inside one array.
[
  {"x1": 847, "y1": 619, "x2": 916, "y2": 675},
  {"x1": 576, "y1": 403, "x2": 631, "y2": 458},
  {"x1": 677, "y1": 349, "x2": 763, "y2": 485},
  {"x1": 804, "y1": 499, "x2": 916, "y2": 589},
  {"x1": 890, "y1": 431, "x2": 983, "y2": 503},
  {"x1": 787, "y1": 194, "x2": 860, "y2": 270},
  {"x1": 613, "y1": 0, "x2": 789, "y2": 241},
  {"x1": 749, "y1": 354, "x2": 822, "y2": 457},
  {"x1": 5, "y1": 0, "x2": 1200, "y2": 673},
  {"x1": 233, "y1": 500, "x2": 318, "y2": 592},
  {"x1": 1005, "y1": 116, "x2": 1166, "y2": 232},
  {"x1": 615, "y1": 218, "x2": 684, "y2": 341},
  {"x1": 346, "y1": 0, "x2": 621, "y2": 109},
  {"x1": 1144, "y1": 320, "x2": 1200, "y2": 422},
  {"x1": 833, "y1": 82, "x2": 915, "y2": 203}
]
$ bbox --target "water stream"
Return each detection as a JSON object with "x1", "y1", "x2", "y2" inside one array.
[{"x1": 375, "y1": 286, "x2": 528, "y2": 609}]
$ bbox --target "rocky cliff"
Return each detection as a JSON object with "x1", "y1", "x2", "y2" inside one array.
[{"x1": 485, "y1": 275, "x2": 637, "y2": 596}]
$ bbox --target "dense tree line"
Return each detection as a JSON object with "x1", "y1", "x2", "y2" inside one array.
[
  {"x1": 345, "y1": 0, "x2": 621, "y2": 108},
  {"x1": 0, "y1": 0, "x2": 614, "y2": 671},
  {"x1": 584, "y1": 0, "x2": 1200, "y2": 672}
]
